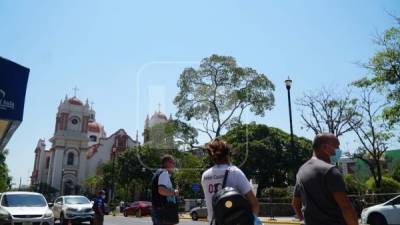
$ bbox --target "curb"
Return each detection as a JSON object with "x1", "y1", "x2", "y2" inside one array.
[{"x1": 179, "y1": 215, "x2": 302, "y2": 224}]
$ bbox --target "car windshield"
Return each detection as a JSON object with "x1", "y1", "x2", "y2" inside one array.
[
  {"x1": 65, "y1": 196, "x2": 90, "y2": 204},
  {"x1": 1, "y1": 194, "x2": 47, "y2": 207}
]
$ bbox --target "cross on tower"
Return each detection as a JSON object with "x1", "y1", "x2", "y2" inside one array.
[
  {"x1": 72, "y1": 86, "x2": 79, "y2": 97},
  {"x1": 158, "y1": 103, "x2": 161, "y2": 113},
  {"x1": 90, "y1": 101, "x2": 94, "y2": 109}
]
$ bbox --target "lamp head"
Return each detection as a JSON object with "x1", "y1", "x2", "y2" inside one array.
[{"x1": 285, "y1": 77, "x2": 292, "y2": 90}]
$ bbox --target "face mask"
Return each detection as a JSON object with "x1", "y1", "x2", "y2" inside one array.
[
  {"x1": 101, "y1": 195, "x2": 106, "y2": 199},
  {"x1": 330, "y1": 148, "x2": 342, "y2": 164}
]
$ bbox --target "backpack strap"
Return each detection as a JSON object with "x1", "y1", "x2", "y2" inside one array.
[
  {"x1": 210, "y1": 166, "x2": 231, "y2": 225},
  {"x1": 222, "y1": 167, "x2": 230, "y2": 188}
]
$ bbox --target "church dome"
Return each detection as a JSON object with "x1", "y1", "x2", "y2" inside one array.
[
  {"x1": 148, "y1": 111, "x2": 168, "y2": 127},
  {"x1": 68, "y1": 97, "x2": 83, "y2": 106},
  {"x1": 151, "y1": 112, "x2": 168, "y2": 121},
  {"x1": 88, "y1": 122, "x2": 101, "y2": 133}
]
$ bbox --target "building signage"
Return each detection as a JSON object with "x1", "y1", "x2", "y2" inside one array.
[{"x1": 0, "y1": 57, "x2": 29, "y2": 121}]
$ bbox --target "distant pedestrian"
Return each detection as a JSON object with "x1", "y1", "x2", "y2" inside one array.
[
  {"x1": 92, "y1": 190, "x2": 106, "y2": 225},
  {"x1": 201, "y1": 138, "x2": 260, "y2": 225},
  {"x1": 292, "y1": 133, "x2": 358, "y2": 225},
  {"x1": 151, "y1": 155, "x2": 179, "y2": 225}
]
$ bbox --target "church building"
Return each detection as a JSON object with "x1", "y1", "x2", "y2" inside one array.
[{"x1": 31, "y1": 95, "x2": 139, "y2": 195}]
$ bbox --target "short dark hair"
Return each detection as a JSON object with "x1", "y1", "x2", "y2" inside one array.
[
  {"x1": 312, "y1": 133, "x2": 338, "y2": 151},
  {"x1": 161, "y1": 154, "x2": 174, "y2": 166},
  {"x1": 207, "y1": 138, "x2": 230, "y2": 163}
]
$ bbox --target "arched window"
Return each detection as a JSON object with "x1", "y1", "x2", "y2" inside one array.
[
  {"x1": 67, "y1": 152, "x2": 74, "y2": 165},
  {"x1": 89, "y1": 135, "x2": 97, "y2": 142}
]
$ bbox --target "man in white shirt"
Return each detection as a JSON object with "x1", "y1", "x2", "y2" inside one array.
[
  {"x1": 201, "y1": 138, "x2": 260, "y2": 223},
  {"x1": 151, "y1": 155, "x2": 179, "y2": 225}
]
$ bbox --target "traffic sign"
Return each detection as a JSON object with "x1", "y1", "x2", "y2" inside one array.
[{"x1": 192, "y1": 183, "x2": 201, "y2": 193}]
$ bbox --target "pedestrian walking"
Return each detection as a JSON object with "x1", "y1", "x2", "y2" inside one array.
[
  {"x1": 292, "y1": 133, "x2": 358, "y2": 225},
  {"x1": 201, "y1": 138, "x2": 261, "y2": 225},
  {"x1": 151, "y1": 154, "x2": 179, "y2": 225},
  {"x1": 92, "y1": 190, "x2": 106, "y2": 225}
]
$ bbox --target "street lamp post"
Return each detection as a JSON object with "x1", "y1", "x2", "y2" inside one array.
[{"x1": 285, "y1": 78, "x2": 295, "y2": 159}]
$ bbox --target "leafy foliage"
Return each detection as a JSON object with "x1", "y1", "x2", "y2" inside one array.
[
  {"x1": 146, "y1": 119, "x2": 199, "y2": 151},
  {"x1": 0, "y1": 149, "x2": 11, "y2": 192},
  {"x1": 173, "y1": 153, "x2": 204, "y2": 198},
  {"x1": 353, "y1": 20, "x2": 400, "y2": 126},
  {"x1": 366, "y1": 176, "x2": 400, "y2": 193},
  {"x1": 83, "y1": 174, "x2": 103, "y2": 196},
  {"x1": 174, "y1": 54, "x2": 275, "y2": 138},
  {"x1": 224, "y1": 122, "x2": 312, "y2": 192},
  {"x1": 343, "y1": 174, "x2": 366, "y2": 194}
]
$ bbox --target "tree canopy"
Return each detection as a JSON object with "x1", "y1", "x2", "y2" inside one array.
[
  {"x1": 354, "y1": 19, "x2": 400, "y2": 126},
  {"x1": 224, "y1": 122, "x2": 312, "y2": 192},
  {"x1": 174, "y1": 54, "x2": 275, "y2": 139}
]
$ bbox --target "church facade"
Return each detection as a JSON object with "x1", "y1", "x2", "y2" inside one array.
[{"x1": 31, "y1": 96, "x2": 139, "y2": 195}]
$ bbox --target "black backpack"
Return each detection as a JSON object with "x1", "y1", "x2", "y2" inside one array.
[{"x1": 211, "y1": 168, "x2": 253, "y2": 225}]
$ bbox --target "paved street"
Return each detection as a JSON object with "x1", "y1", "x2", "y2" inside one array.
[{"x1": 54, "y1": 215, "x2": 208, "y2": 225}]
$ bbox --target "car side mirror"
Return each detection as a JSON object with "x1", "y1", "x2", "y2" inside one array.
[{"x1": 48, "y1": 203, "x2": 54, "y2": 208}]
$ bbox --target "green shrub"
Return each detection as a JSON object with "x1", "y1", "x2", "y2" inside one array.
[
  {"x1": 389, "y1": 163, "x2": 400, "y2": 182},
  {"x1": 343, "y1": 174, "x2": 366, "y2": 194},
  {"x1": 366, "y1": 176, "x2": 400, "y2": 193},
  {"x1": 260, "y1": 187, "x2": 292, "y2": 203}
]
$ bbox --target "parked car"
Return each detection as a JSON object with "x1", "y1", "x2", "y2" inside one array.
[
  {"x1": 190, "y1": 205, "x2": 207, "y2": 221},
  {"x1": 361, "y1": 195, "x2": 400, "y2": 225},
  {"x1": 123, "y1": 201, "x2": 152, "y2": 217},
  {"x1": 52, "y1": 195, "x2": 94, "y2": 225},
  {"x1": 0, "y1": 191, "x2": 54, "y2": 225}
]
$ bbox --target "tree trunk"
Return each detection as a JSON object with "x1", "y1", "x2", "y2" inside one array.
[{"x1": 375, "y1": 159, "x2": 382, "y2": 189}]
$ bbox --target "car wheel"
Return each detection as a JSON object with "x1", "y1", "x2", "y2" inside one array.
[
  {"x1": 368, "y1": 213, "x2": 388, "y2": 225},
  {"x1": 60, "y1": 213, "x2": 66, "y2": 225},
  {"x1": 124, "y1": 211, "x2": 128, "y2": 217},
  {"x1": 136, "y1": 209, "x2": 142, "y2": 217},
  {"x1": 191, "y1": 212, "x2": 198, "y2": 221}
]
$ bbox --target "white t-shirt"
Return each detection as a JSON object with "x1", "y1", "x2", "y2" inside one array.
[
  {"x1": 201, "y1": 164, "x2": 252, "y2": 222},
  {"x1": 158, "y1": 169, "x2": 173, "y2": 189}
]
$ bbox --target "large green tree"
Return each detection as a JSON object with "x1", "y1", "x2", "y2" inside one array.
[
  {"x1": 354, "y1": 19, "x2": 400, "y2": 127},
  {"x1": 174, "y1": 54, "x2": 275, "y2": 139},
  {"x1": 224, "y1": 122, "x2": 312, "y2": 192}
]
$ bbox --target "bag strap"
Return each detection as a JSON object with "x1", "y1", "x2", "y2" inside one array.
[
  {"x1": 222, "y1": 167, "x2": 230, "y2": 188},
  {"x1": 210, "y1": 167, "x2": 231, "y2": 225}
]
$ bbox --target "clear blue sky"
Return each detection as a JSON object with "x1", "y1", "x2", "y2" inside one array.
[{"x1": 1, "y1": 0, "x2": 399, "y2": 185}]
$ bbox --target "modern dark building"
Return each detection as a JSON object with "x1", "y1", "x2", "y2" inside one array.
[{"x1": 0, "y1": 57, "x2": 30, "y2": 150}]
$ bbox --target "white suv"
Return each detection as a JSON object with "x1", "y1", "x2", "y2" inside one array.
[
  {"x1": 0, "y1": 191, "x2": 54, "y2": 225},
  {"x1": 361, "y1": 195, "x2": 400, "y2": 225},
  {"x1": 52, "y1": 195, "x2": 94, "y2": 225}
]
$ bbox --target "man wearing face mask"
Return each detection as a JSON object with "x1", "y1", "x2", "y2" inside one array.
[
  {"x1": 292, "y1": 133, "x2": 358, "y2": 225},
  {"x1": 93, "y1": 190, "x2": 106, "y2": 225}
]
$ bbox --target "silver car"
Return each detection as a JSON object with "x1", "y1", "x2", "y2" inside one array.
[
  {"x1": 190, "y1": 205, "x2": 207, "y2": 221},
  {"x1": 0, "y1": 191, "x2": 54, "y2": 225},
  {"x1": 52, "y1": 195, "x2": 94, "y2": 225},
  {"x1": 361, "y1": 195, "x2": 400, "y2": 225}
]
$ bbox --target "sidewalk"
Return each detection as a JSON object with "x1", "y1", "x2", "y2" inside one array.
[{"x1": 179, "y1": 213, "x2": 302, "y2": 225}]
